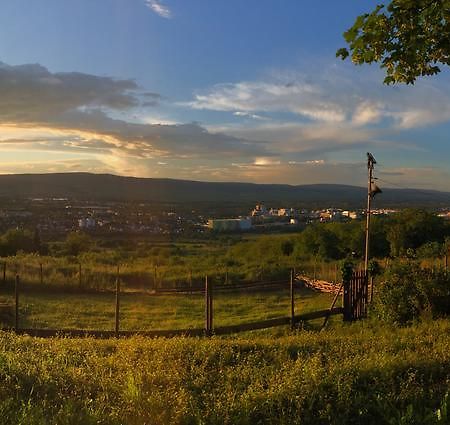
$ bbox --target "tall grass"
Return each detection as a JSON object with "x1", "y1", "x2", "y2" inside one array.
[{"x1": 1, "y1": 320, "x2": 450, "y2": 424}]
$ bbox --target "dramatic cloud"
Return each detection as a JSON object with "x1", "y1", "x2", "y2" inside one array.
[
  {"x1": 186, "y1": 68, "x2": 450, "y2": 129},
  {"x1": 2, "y1": 60, "x2": 449, "y2": 189},
  {"x1": 145, "y1": 0, "x2": 171, "y2": 18},
  {"x1": 0, "y1": 62, "x2": 272, "y2": 162}
]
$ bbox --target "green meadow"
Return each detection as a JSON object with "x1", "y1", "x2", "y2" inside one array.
[
  {"x1": 0, "y1": 288, "x2": 334, "y2": 331},
  {"x1": 1, "y1": 320, "x2": 450, "y2": 425}
]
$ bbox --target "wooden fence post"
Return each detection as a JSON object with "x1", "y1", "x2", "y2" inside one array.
[
  {"x1": 204, "y1": 276, "x2": 213, "y2": 335},
  {"x1": 115, "y1": 265, "x2": 120, "y2": 337},
  {"x1": 15, "y1": 274, "x2": 19, "y2": 331},
  {"x1": 78, "y1": 263, "x2": 82, "y2": 288},
  {"x1": 290, "y1": 269, "x2": 295, "y2": 329},
  {"x1": 205, "y1": 276, "x2": 209, "y2": 334},
  {"x1": 209, "y1": 279, "x2": 213, "y2": 332},
  {"x1": 2, "y1": 262, "x2": 6, "y2": 284},
  {"x1": 40, "y1": 263, "x2": 43, "y2": 286}
]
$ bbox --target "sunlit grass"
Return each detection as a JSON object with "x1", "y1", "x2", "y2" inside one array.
[
  {"x1": 0, "y1": 288, "x2": 334, "y2": 331},
  {"x1": 1, "y1": 320, "x2": 450, "y2": 424}
]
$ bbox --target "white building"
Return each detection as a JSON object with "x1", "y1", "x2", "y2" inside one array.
[
  {"x1": 207, "y1": 217, "x2": 252, "y2": 232},
  {"x1": 78, "y1": 217, "x2": 96, "y2": 229}
]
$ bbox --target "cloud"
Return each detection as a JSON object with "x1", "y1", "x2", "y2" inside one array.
[
  {"x1": 0, "y1": 62, "x2": 272, "y2": 161},
  {"x1": 233, "y1": 111, "x2": 268, "y2": 120},
  {"x1": 186, "y1": 67, "x2": 450, "y2": 129},
  {"x1": 1, "y1": 60, "x2": 449, "y2": 189},
  {"x1": 145, "y1": 0, "x2": 171, "y2": 18},
  {"x1": 186, "y1": 79, "x2": 346, "y2": 123}
]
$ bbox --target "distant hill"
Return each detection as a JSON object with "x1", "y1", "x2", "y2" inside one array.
[{"x1": 0, "y1": 172, "x2": 450, "y2": 208}]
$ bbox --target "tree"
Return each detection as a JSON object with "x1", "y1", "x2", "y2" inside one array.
[
  {"x1": 385, "y1": 209, "x2": 447, "y2": 256},
  {"x1": 64, "y1": 232, "x2": 92, "y2": 256},
  {"x1": 0, "y1": 229, "x2": 38, "y2": 256},
  {"x1": 337, "y1": 1, "x2": 450, "y2": 84}
]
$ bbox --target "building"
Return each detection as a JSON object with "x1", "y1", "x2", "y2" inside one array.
[
  {"x1": 251, "y1": 204, "x2": 268, "y2": 217},
  {"x1": 78, "y1": 217, "x2": 96, "y2": 229},
  {"x1": 207, "y1": 217, "x2": 252, "y2": 232}
]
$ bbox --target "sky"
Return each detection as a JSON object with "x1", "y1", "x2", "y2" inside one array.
[{"x1": 1, "y1": 0, "x2": 450, "y2": 190}]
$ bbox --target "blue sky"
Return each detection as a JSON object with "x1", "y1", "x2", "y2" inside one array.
[{"x1": 1, "y1": 0, "x2": 450, "y2": 190}]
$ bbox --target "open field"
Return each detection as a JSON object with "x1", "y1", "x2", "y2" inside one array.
[
  {"x1": 0, "y1": 288, "x2": 334, "y2": 331},
  {"x1": 1, "y1": 320, "x2": 450, "y2": 424}
]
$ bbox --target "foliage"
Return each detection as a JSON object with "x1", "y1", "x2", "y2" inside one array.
[
  {"x1": 385, "y1": 209, "x2": 447, "y2": 257},
  {"x1": 295, "y1": 224, "x2": 341, "y2": 260},
  {"x1": 417, "y1": 241, "x2": 443, "y2": 259},
  {"x1": 0, "y1": 229, "x2": 42, "y2": 256},
  {"x1": 63, "y1": 232, "x2": 93, "y2": 256},
  {"x1": 375, "y1": 262, "x2": 450, "y2": 324},
  {"x1": 337, "y1": 0, "x2": 450, "y2": 84},
  {"x1": 340, "y1": 258, "x2": 354, "y2": 282},
  {"x1": 368, "y1": 259, "x2": 382, "y2": 277},
  {"x1": 1, "y1": 321, "x2": 450, "y2": 424}
]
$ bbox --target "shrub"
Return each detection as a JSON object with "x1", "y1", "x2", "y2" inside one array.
[{"x1": 375, "y1": 262, "x2": 450, "y2": 324}]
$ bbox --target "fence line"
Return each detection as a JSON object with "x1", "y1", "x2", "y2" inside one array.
[
  {"x1": 7, "y1": 308, "x2": 344, "y2": 339},
  {"x1": 1, "y1": 268, "x2": 348, "y2": 338}
]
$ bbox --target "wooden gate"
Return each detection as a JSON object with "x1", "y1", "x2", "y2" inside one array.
[{"x1": 343, "y1": 270, "x2": 368, "y2": 321}]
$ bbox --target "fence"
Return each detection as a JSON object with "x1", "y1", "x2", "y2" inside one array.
[{"x1": 0, "y1": 270, "x2": 349, "y2": 338}]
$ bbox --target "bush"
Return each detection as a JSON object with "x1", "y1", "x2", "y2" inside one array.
[{"x1": 375, "y1": 262, "x2": 450, "y2": 324}]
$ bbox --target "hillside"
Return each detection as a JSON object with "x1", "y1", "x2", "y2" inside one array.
[{"x1": 0, "y1": 172, "x2": 450, "y2": 207}]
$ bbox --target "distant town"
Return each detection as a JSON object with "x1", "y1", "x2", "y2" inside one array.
[{"x1": 3, "y1": 196, "x2": 447, "y2": 238}]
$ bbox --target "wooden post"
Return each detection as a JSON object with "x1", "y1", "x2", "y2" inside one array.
[
  {"x1": 39, "y1": 263, "x2": 43, "y2": 286},
  {"x1": 321, "y1": 281, "x2": 344, "y2": 330},
  {"x1": 290, "y1": 269, "x2": 295, "y2": 329},
  {"x1": 209, "y1": 279, "x2": 213, "y2": 332},
  {"x1": 445, "y1": 253, "x2": 448, "y2": 272},
  {"x1": 78, "y1": 263, "x2": 82, "y2": 288},
  {"x1": 369, "y1": 275, "x2": 374, "y2": 303},
  {"x1": 204, "y1": 276, "x2": 210, "y2": 334},
  {"x1": 364, "y1": 153, "x2": 376, "y2": 274},
  {"x1": 14, "y1": 274, "x2": 19, "y2": 331},
  {"x1": 153, "y1": 265, "x2": 157, "y2": 290},
  {"x1": 189, "y1": 269, "x2": 192, "y2": 294},
  {"x1": 313, "y1": 256, "x2": 317, "y2": 282},
  {"x1": 115, "y1": 265, "x2": 120, "y2": 337},
  {"x1": 2, "y1": 262, "x2": 5, "y2": 284}
]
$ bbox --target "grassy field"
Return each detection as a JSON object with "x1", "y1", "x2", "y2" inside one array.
[
  {"x1": 0, "y1": 288, "x2": 334, "y2": 331},
  {"x1": 0, "y1": 233, "x2": 346, "y2": 291},
  {"x1": 1, "y1": 320, "x2": 450, "y2": 424}
]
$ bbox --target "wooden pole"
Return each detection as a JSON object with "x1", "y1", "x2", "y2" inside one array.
[
  {"x1": 209, "y1": 279, "x2": 213, "y2": 332},
  {"x1": 290, "y1": 269, "x2": 295, "y2": 329},
  {"x1": 445, "y1": 253, "x2": 448, "y2": 272},
  {"x1": 204, "y1": 275, "x2": 210, "y2": 334},
  {"x1": 39, "y1": 263, "x2": 43, "y2": 286},
  {"x1": 364, "y1": 154, "x2": 376, "y2": 273},
  {"x1": 78, "y1": 263, "x2": 82, "y2": 288},
  {"x1": 321, "y1": 281, "x2": 344, "y2": 330},
  {"x1": 2, "y1": 262, "x2": 5, "y2": 284},
  {"x1": 189, "y1": 269, "x2": 192, "y2": 294},
  {"x1": 15, "y1": 274, "x2": 19, "y2": 331},
  {"x1": 115, "y1": 265, "x2": 120, "y2": 337}
]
